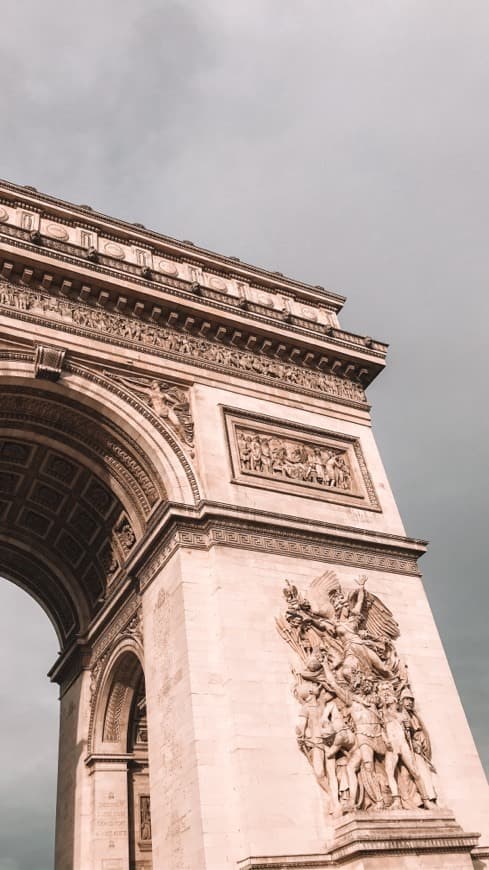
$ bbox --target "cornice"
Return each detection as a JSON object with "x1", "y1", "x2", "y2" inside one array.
[
  {"x1": 0, "y1": 181, "x2": 390, "y2": 382},
  {"x1": 114, "y1": 500, "x2": 428, "y2": 592},
  {"x1": 238, "y1": 811, "x2": 480, "y2": 867},
  {"x1": 0, "y1": 228, "x2": 387, "y2": 381},
  {"x1": 0, "y1": 178, "x2": 347, "y2": 309}
]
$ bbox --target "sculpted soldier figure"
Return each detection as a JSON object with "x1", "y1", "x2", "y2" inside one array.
[
  {"x1": 380, "y1": 682, "x2": 436, "y2": 810},
  {"x1": 276, "y1": 570, "x2": 438, "y2": 815},
  {"x1": 400, "y1": 686, "x2": 437, "y2": 805},
  {"x1": 294, "y1": 650, "x2": 355, "y2": 815},
  {"x1": 344, "y1": 672, "x2": 386, "y2": 811}
]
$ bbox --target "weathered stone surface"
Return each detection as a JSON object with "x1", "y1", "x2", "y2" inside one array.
[{"x1": 0, "y1": 180, "x2": 487, "y2": 869}]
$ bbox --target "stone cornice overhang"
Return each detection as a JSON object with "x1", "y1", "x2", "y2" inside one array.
[
  {"x1": 0, "y1": 181, "x2": 388, "y2": 387},
  {"x1": 113, "y1": 499, "x2": 427, "y2": 595},
  {"x1": 0, "y1": 178, "x2": 346, "y2": 309}
]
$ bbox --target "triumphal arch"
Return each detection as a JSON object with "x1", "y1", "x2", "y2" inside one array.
[{"x1": 0, "y1": 180, "x2": 487, "y2": 869}]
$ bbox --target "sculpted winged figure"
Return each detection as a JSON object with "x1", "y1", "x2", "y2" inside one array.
[{"x1": 276, "y1": 571, "x2": 436, "y2": 815}]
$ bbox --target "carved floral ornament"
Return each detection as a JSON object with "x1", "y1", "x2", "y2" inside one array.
[
  {"x1": 276, "y1": 572, "x2": 437, "y2": 816},
  {"x1": 0, "y1": 280, "x2": 366, "y2": 406}
]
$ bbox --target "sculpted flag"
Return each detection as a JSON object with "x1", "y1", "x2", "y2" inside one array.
[{"x1": 276, "y1": 572, "x2": 437, "y2": 816}]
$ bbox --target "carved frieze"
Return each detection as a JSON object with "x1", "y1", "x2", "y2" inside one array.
[
  {"x1": 225, "y1": 411, "x2": 380, "y2": 510},
  {"x1": 277, "y1": 572, "x2": 437, "y2": 815},
  {"x1": 0, "y1": 281, "x2": 367, "y2": 406}
]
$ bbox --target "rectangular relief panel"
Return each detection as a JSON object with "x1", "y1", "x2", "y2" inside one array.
[{"x1": 224, "y1": 408, "x2": 380, "y2": 511}]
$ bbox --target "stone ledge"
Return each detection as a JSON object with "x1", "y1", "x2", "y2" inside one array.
[{"x1": 238, "y1": 809, "x2": 480, "y2": 868}]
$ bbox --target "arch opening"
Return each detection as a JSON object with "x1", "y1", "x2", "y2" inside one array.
[
  {"x1": 0, "y1": 381, "x2": 169, "y2": 644},
  {"x1": 0, "y1": 580, "x2": 59, "y2": 870}
]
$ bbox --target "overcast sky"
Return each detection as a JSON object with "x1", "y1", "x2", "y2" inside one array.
[{"x1": 1, "y1": 2, "x2": 488, "y2": 868}]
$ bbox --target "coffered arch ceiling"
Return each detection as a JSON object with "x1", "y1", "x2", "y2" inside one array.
[{"x1": 0, "y1": 383, "x2": 168, "y2": 645}]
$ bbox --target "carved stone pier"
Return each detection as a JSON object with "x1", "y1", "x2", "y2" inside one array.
[{"x1": 0, "y1": 180, "x2": 487, "y2": 869}]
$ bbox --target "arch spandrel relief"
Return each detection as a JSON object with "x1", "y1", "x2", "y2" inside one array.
[{"x1": 277, "y1": 571, "x2": 437, "y2": 817}]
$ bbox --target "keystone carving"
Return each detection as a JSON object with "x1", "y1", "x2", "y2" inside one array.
[
  {"x1": 34, "y1": 343, "x2": 66, "y2": 381},
  {"x1": 276, "y1": 572, "x2": 437, "y2": 816}
]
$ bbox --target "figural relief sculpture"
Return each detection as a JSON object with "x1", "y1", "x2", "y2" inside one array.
[
  {"x1": 226, "y1": 412, "x2": 380, "y2": 509},
  {"x1": 103, "y1": 371, "x2": 194, "y2": 449},
  {"x1": 276, "y1": 572, "x2": 437, "y2": 816},
  {"x1": 236, "y1": 427, "x2": 352, "y2": 490}
]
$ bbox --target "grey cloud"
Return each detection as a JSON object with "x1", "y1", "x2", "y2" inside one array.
[{"x1": 1, "y1": 2, "x2": 488, "y2": 866}]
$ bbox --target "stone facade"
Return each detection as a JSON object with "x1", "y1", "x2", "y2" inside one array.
[{"x1": 0, "y1": 180, "x2": 487, "y2": 869}]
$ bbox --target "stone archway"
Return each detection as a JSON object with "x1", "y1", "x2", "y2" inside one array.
[
  {"x1": 1, "y1": 182, "x2": 488, "y2": 870},
  {"x1": 0, "y1": 368, "x2": 198, "y2": 869}
]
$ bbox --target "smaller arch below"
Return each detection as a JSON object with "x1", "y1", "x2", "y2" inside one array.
[
  {"x1": 89, "y1": 640, "x2": 153, "y2": 869},
  {"x1": 91, "y1": 641, "x2": 145, "y2": 757}
]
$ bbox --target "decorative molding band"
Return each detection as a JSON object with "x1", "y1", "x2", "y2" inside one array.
[
  {"x1": 0, "y1": 279, "x2": 368, "y2": 407},
  {"x1": 0, "y1": 224, "x2": 342, "y2": 340},
  {"x1": 0, "y1": 183, "x2": 347, "y2": 311},
  {"x1": 224, "y1": 408, "x2": 380, "y2": 511},
  {"x1": 0, "y1": 226, "x2": 389, "y2": 387},
  {"x1": 137, "y1": 517, "x2": 423, "y2": 591}
]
